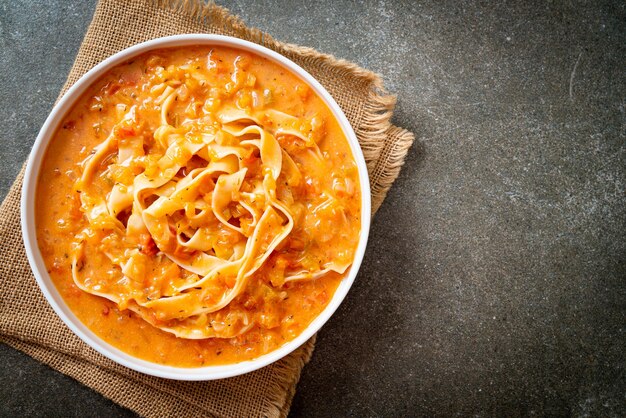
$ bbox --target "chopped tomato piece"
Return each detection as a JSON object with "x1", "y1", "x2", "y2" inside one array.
[
  {"x1": 139, "y1": 234, "x2": 158, "y2": 256},
  {"x1": 105, "y1": 82, "x2": 120, "y2": 95},
  {"x1": 116, "y1": 126, "x2": 136, "y2": 138}
]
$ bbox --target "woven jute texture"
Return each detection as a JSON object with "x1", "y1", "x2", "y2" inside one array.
[{"x1": 0, "y1": 0, "x2": 414, "y2": 417}]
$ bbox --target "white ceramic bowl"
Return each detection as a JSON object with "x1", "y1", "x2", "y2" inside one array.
[{"x1": 21, "y1": 34, "x2": 371, "y2": 380}]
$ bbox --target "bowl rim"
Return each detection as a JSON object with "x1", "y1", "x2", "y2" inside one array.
[{"x1": 21, "y1": 34, "x2": 371, "y2": 380}]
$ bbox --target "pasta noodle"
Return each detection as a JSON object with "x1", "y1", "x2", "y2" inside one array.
[{"x1": 37, "y1": 46, "x2": 361, "y2": 365}]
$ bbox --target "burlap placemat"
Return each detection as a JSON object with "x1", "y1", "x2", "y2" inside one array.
[{"x1": 0, "y1": 0, "x2": 414, "y2": 416}]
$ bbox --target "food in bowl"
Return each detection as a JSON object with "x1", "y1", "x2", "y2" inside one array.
[{"x1": 35, "y1": 44, "x2": 362, "y2": 367}]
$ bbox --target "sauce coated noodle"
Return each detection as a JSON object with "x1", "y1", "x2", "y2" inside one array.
[{"x1": 37, "y1": 46, "x2": 360, "y2": 366}]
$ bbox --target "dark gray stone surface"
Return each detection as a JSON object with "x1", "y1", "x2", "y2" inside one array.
[{"x1": 1, "y1": 0, "x2": 624, "y2": 416}]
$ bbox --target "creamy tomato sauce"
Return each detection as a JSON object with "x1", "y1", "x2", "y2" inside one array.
[{"x1": 36, "y1": 46, "x2": 360, "y2": 367}]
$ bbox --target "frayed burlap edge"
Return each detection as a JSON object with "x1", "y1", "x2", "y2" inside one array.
[{"x1": 263, "y1": 334, "x2": 317, "y2": 417}]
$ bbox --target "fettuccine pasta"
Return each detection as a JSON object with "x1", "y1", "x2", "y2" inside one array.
[{"x1": 36, "y1": 46, "x2": 361, "y2": 366}]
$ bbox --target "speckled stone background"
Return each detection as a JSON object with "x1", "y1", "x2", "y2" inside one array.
[{"x1": 1, "y1": 1, "x2": 624, "y2": 416}]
